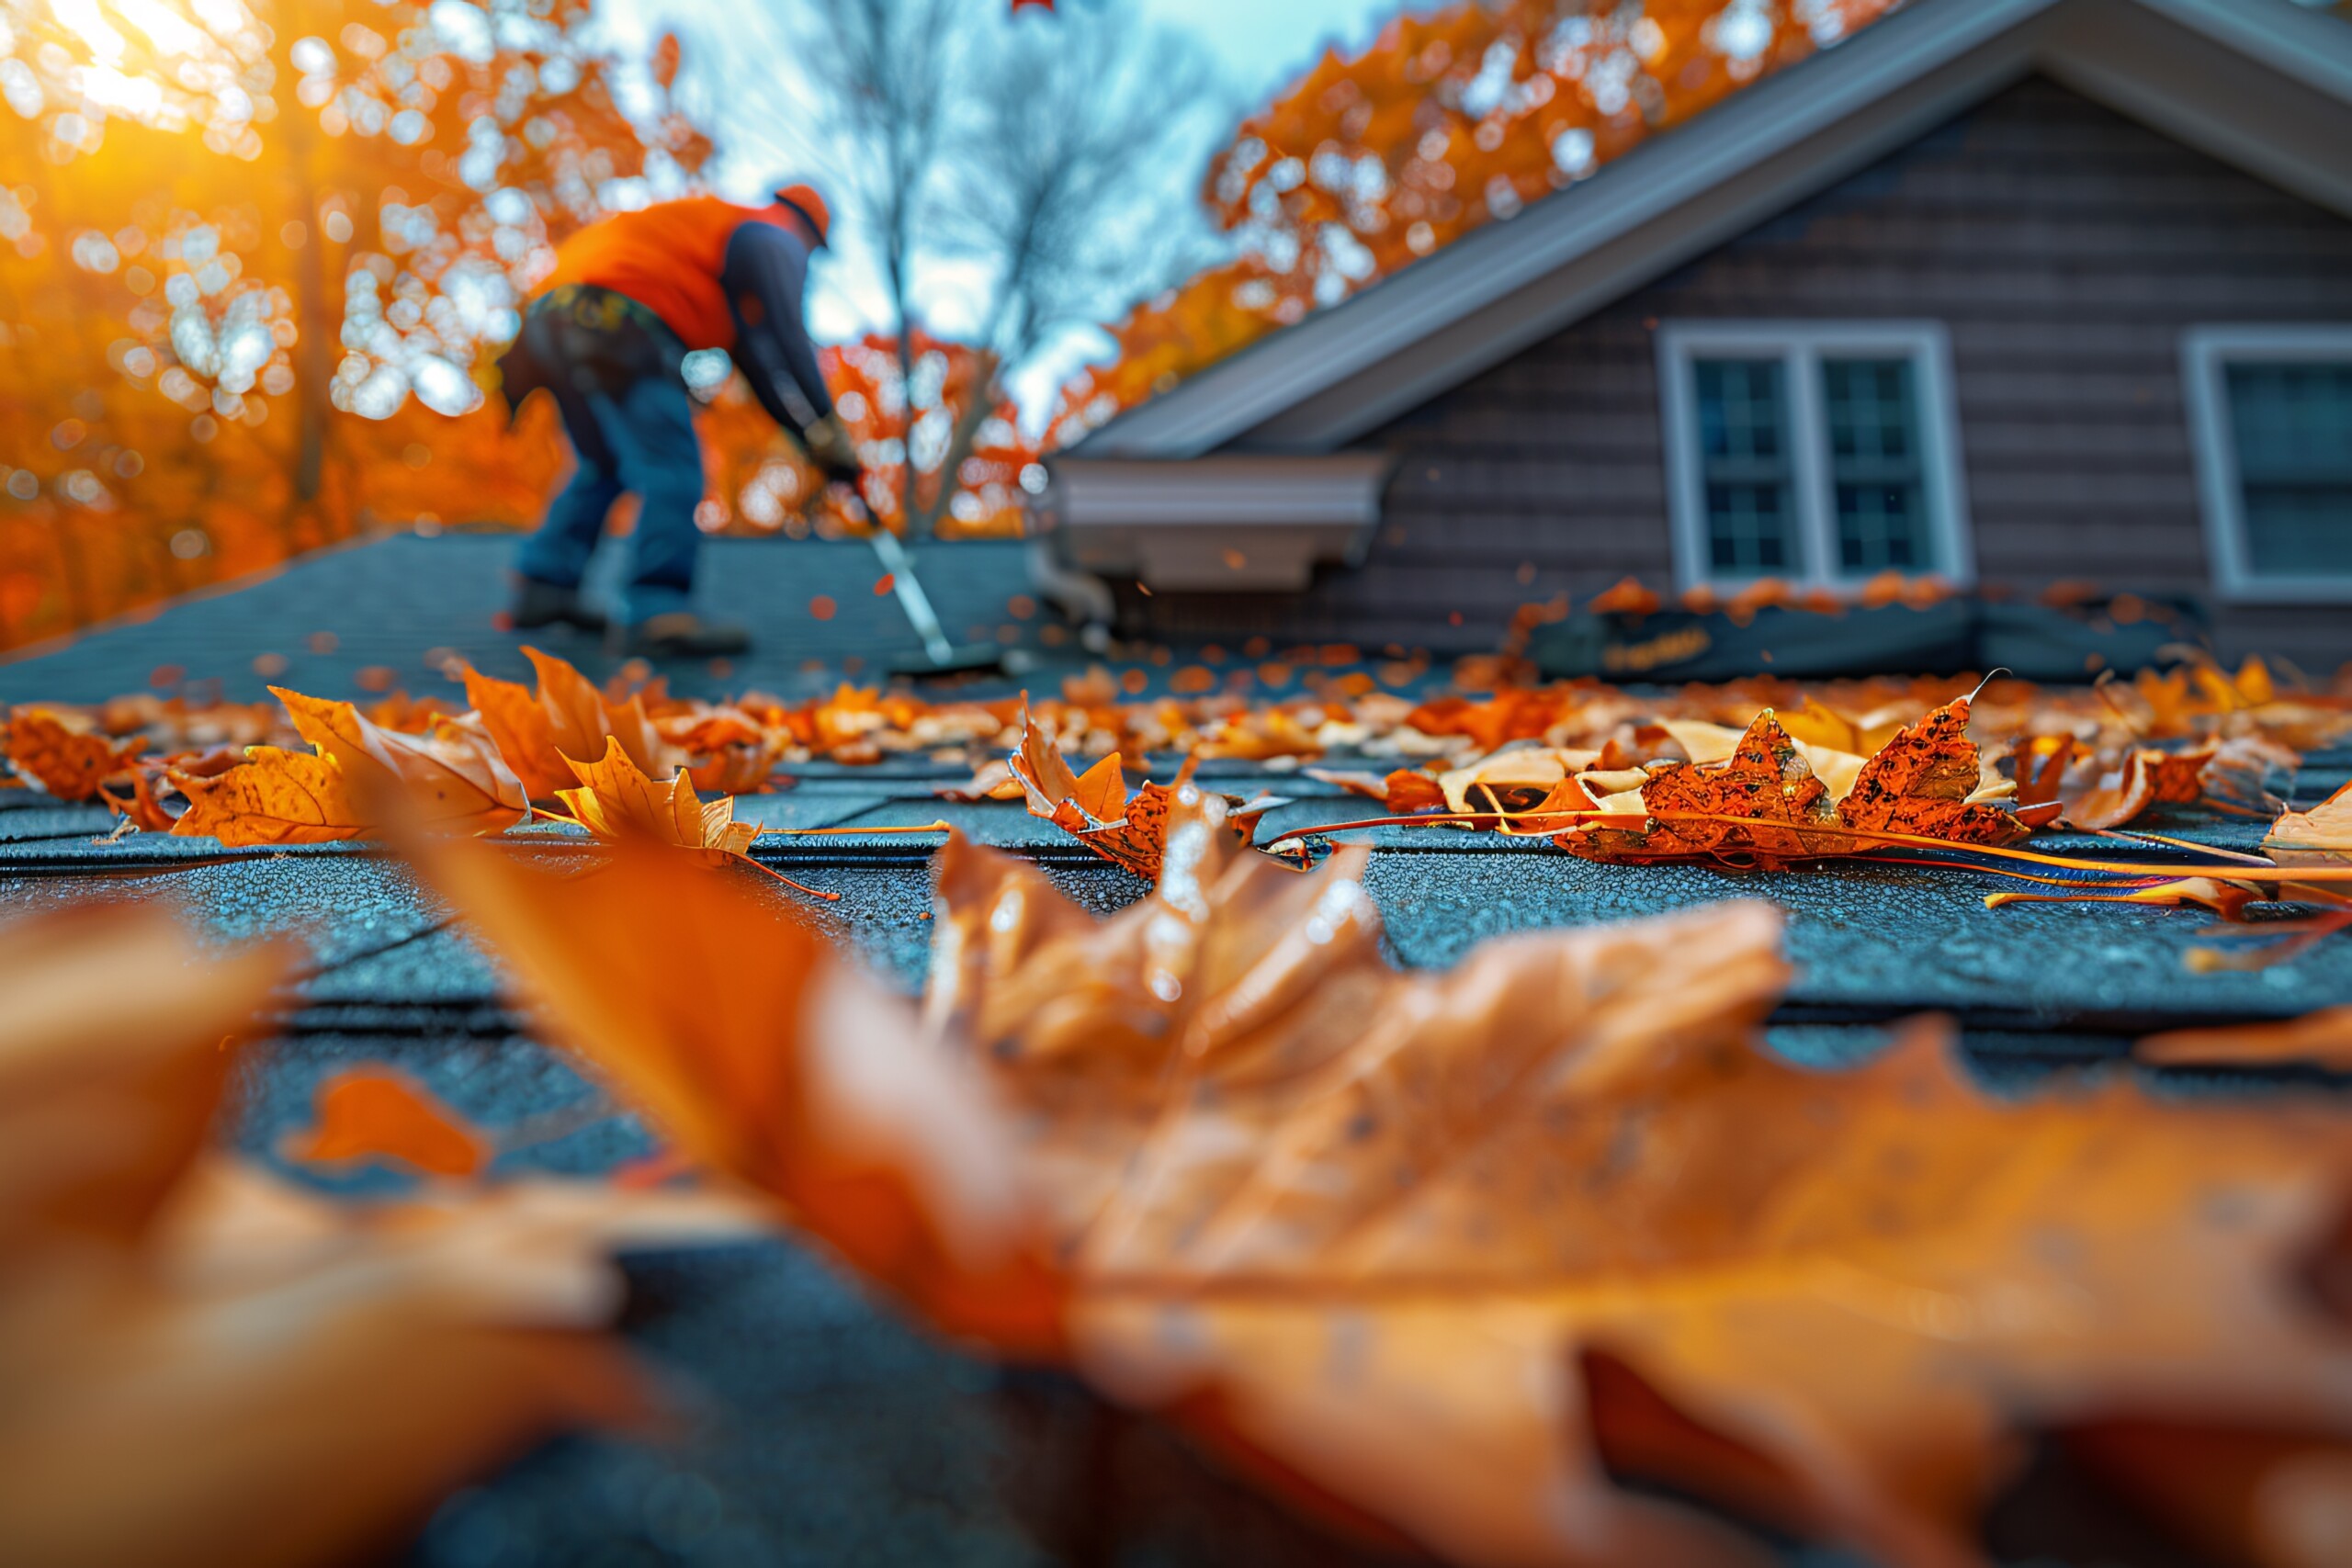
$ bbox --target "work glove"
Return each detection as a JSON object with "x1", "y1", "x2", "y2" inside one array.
[{"x1": 799, "y1": 415, "x2": 861, "y2": 485}]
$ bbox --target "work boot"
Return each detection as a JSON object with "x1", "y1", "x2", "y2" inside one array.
[
  {"x1": 619, "y1": 612, "x2": 752, "y2": 659},
  {"x1": 510, "y1": 576, "x2": 606, "y2": 634}
]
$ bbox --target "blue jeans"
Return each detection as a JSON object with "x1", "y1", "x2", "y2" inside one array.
[{"x1": 514, "y1": 323, "x2": 703, "y2": 628}]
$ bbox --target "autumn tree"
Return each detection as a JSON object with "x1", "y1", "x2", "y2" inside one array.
[
  {"x1": 687, "y1": 0, "x2": 1216, "y2": 538},
  {"x1": 1051, "y1": 0, "x2": 1910, "y2": 445},
  {"x1": 0, "y1": 0, "x2": 707, "y2": 649}
]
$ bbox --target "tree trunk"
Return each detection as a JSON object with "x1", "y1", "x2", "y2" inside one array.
[{"x1": 279, "y1": 6, "x2": 340, "y2": 546}]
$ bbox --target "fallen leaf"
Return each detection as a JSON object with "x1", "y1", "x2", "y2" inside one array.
[
  {"x1": 172, "y1": 688, "x2": 528, "y2": 846},
  {"x1": 423, "y1": 782, "x2": 2352, "y2": 1565},
  {"x1": 413, "y1": 832, "x2": 1062, "y2": 1352},
  {"x1": 1007, "y1": 708, "x2": 1236, "y2": 881},
  {"x1": 285, "y1": 1068, "x2": 490, "y2": 1179},
  {"x1": 96, "y1": 759, "x2": 186, "y2": 833},
  {"x1": 1435, "y1": 745, "x2": 1596, "y2": 816},
  {"x1": 171, "y1": 746, "x2": 367, "y2": 847},
  {"x1": 464, "y1": 648, "x2": 667, "y2": 801},
  {"x1": 985, "y1": 798, "x2": 2352, "y2": 1567},
  {"x1": 4, "y1": 710, "x2": 143, "y2": 802},
  {"x1": 1832, "y1": 694, "x2": 2027, "y2": 848},
  {"x1": 277, "y1": 686, "x2": 528, "y2": 838},
  {"x1": 2267, "y1": 781, "x2": 2352, "y2": 868},
  {"x1": 1561, "y1": 710, "x2": 1843, "y2": 863},
  {"x1": 935, "y1": 757, "x2": 1026, "y2": 802},
  {"x1": 557, "y1": 737, "x2": 759, "y2": 862}
]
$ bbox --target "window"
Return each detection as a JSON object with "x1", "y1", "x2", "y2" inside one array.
[
  {"x1": 1658, "y1": 322, "x2": 1972, "y2": 592},
  {"x1": 2182, "y1": 327, "x2": 2352, "y2": 602}
]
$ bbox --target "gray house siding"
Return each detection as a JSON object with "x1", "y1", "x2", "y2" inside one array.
[{"x1": 1114, "y1": 77, "x2": 2352, "y2": 665}]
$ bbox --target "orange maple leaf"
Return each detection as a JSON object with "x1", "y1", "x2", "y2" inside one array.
[
  {"x1": 172, "y1": 687, "x2": 527, "y2": 846},
  {"x1": 1830, "y1": 693, "x2": 2026, "y2": 847},
  {"x1": 171, "y1": 746, "x2": 366, "y2": 847},
  {"x1": 556, "y1": 737, "x2": 760, "y2": 862},
  {"x1": 1006, "y1": 708, "x2": 1267, "y2": 880},
  {"x1": 1563, "y1": 696, "x2": 2025, "y2": 866},
  {"x1": 284, "y1": 1068, "x2": 490, "y2": 1179},
  {"x1": 4, "y1": 711, "x2": 144, "y2": 802},
  {"x1": 464, "y1": 648, "x2": 668, "y2": 802}
]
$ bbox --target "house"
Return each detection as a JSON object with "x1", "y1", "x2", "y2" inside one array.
[{"x1": 1035, "y1": 0, "x2": 2352, "y2": 668}]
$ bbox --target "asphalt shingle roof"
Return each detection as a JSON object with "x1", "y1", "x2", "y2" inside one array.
[{"x1": 3, "y1": 527, "x2": 2347, "y2": 1566}]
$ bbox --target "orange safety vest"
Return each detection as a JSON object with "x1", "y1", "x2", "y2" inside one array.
[{"x1": 536, "y1": 197, "x2": 801, "y2": 352}]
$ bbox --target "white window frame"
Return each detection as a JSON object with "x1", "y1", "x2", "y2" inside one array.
[
  {"x1": 2181, "y1": 324, "x2": 2352, "y2": 604},
  {"x1": 1657, "y1": 321, "x2": 1973, "y2": 594}
]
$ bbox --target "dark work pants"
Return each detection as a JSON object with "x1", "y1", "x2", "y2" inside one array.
[{"x1": 512, "y1": 299, "x2": 703, "y2": 627}]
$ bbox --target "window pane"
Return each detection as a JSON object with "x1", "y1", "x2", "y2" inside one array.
[
  {"x1": 1823, "y1": 357, "x2": 1933, "y2": 575},
  {"x1": 2226, "y1": 363, "x2": 2352, "y2": 577},
  {"x1": 1693, "y1": 358, "x2": 1796, "y2": 577}
]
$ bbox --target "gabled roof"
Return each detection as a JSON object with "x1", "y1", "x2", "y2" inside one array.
[{"x1": 1072, "y1": 0, "x2": 2352, "y2": 461}]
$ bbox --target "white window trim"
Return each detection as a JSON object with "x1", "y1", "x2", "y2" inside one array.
[
  {"x1": 2181, "y1": 324, "x2": 2352, "y2": 605},
  {"x1": 1657, "y1": 320, "x2": 1973, "y2": 594}
]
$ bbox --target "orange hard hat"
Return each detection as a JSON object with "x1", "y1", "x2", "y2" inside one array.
[{"x1": 773, "y1": 183, "x2": 831, "y2": 246}]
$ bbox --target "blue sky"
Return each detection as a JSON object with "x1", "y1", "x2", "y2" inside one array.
[
  {"x1": 594, "y1": 0, "x2": 1408, "y2": 417},
  {"x1": 1136, "y1": 0, "x2": 1402, "y2": 101}
]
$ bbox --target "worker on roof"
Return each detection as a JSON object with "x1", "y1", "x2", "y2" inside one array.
[{"x1": 495, "y1": 183, "x2": 859, "y2": 659}]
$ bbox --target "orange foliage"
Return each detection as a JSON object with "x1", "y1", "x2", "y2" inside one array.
[
  {"x1": 1052, "y1": 0, "x2": 1907, "y2": 442},
  {"x1": 0, "y1": 0, "x2": 715, "y2": 649}
]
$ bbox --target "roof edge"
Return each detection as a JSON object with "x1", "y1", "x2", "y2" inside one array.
[{"x1": 1071, "y1": 0, "x2": 2351, "y2": 461}]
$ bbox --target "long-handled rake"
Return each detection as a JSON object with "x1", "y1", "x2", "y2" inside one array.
[{"x1": 865, "y1": 525, "x2": 1012, "y2": 678}]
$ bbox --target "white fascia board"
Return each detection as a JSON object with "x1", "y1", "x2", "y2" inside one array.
[
  {"x1": 1046, "y1": 455, "x2": 1393, "y2": 527},
  {"x1": 2040, "y1": 0, "x2": 2352, "y2": 219},
  {"x1": 2134, "y1": 0, "x2": 2352, "y2": 103},
  {"x1": 1070, "y1": 0, "x2": 2064, "y2": 461}
]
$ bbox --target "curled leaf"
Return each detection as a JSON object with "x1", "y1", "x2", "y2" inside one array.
[{"x1": 1008, "y1": 708, "x2": 1237, "y2": 881}]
